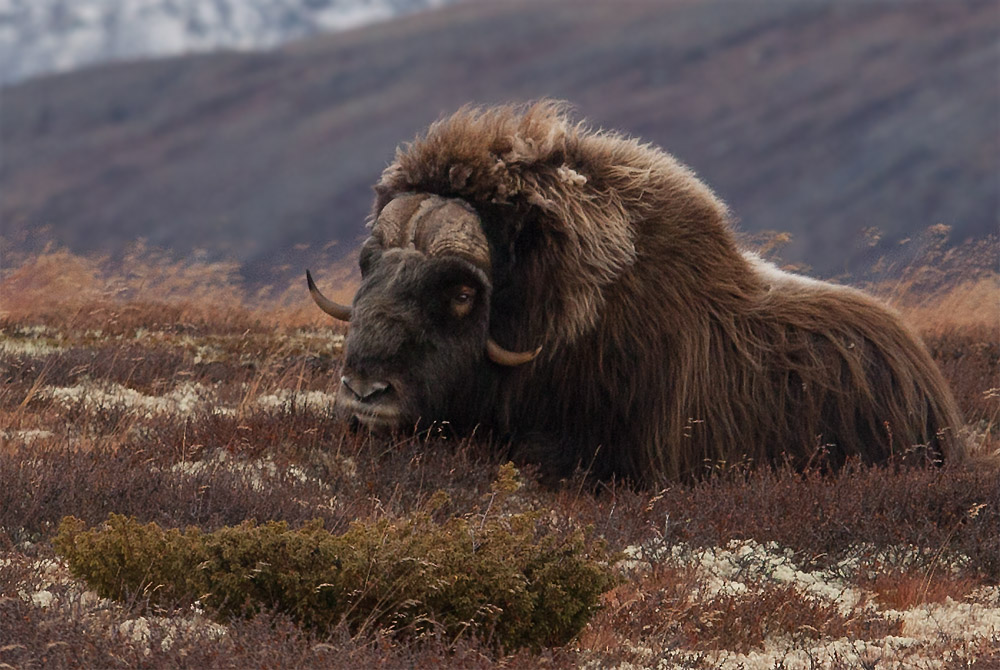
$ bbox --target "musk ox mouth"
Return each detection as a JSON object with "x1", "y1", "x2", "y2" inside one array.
[
  {"x1": 351, "y1": 412, "x2": 400, "y2": 432},
  {"x1": 337, "y1": 393, "x2": 403, "y2": 432}
]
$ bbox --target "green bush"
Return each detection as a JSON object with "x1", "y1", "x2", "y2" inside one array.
[{"x1": 54, "y1": 464, "x2": 615, "y2": 651}]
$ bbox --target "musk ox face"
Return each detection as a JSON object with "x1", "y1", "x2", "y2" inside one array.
[
  {"x1": 339, "y1": 247, "x2": 492, "y2": 430},
  {"x1": 307, "y1": 193, "x2": 540, "y2": 432}
]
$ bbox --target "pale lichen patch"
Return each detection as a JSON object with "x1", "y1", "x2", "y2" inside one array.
[{"x1": 169, "y1": 448, "x2": 320, "y2": 492}]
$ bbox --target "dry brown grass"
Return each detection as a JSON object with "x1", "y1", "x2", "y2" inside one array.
[
  {"x1": 0, "y1": 240, "x2": 358, "y2": 332},
  {"x1": 583, "y1": 565, "x2": 901, "y2": 656},
  {"x1": 871, "y1": 232, "x2": 999, "y2": 452},
  {"x1": 860, "y1": 568, "x2": 982, "y2": 610},
  {"x1": 1, "y1": 237, "x2": 998, "y2": 668}
]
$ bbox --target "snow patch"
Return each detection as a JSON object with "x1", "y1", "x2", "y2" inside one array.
[{"x1": 0, "y1": 0, "x2": 468, "y2": 85}]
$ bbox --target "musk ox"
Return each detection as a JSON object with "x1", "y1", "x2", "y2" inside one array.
[{"x1": 308, "y1": 101, "x2": 964, "y2": 483}]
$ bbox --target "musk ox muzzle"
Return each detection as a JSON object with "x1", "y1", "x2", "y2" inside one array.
[{"x1": 307, "y1": 193, "x2": 540, "y2": 430}]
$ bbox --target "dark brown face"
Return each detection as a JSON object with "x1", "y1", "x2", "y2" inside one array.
[
  {"x1": 306, "y1": 193, "x2": 541, "y2": 432},
  {"x1": 338, "y1": 243, "x2": 493, "y2": 431}
]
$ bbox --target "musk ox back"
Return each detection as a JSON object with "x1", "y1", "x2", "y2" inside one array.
[{"x1": 308, "y1": 102, "x2": 964, "y2": 483}]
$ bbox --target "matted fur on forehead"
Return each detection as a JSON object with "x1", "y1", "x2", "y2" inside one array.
[
  {"x1": 373, "y1": 101, "x2": 733, "y2": 345},
  {"x1": 372, "y1": 193, "x2": 491, "y2": 271}
]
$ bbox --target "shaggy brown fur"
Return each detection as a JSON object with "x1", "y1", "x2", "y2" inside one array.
[{"x1": 363, "y1": 101, "x2": 964, "y2": 483}]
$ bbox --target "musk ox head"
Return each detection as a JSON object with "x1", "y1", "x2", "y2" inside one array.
[{"x1": 307, "y1": 193, "x2": 539, "y2": 431}]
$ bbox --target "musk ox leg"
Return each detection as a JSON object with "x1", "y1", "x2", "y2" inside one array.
[{"x1": 501, "y1": 432, "x2": 626, "y2": 486}]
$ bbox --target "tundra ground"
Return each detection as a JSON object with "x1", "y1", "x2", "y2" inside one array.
[{"x1": 1, "y1": 240, "x2": 997, "y2": 669}]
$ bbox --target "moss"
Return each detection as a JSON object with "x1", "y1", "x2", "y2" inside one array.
[{"x1": 54, "y1": 465, "x2": 615, "y2": 651}]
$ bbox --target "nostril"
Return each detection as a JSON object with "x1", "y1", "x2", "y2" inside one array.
[
  {"x1": 341, "y1": 374, "x2": 392, "y2": 402},
  {"x1": 340, "y1": 375, "x2": 359, "y2": 399},
  {"x1": 365, "y1": 381, "x2": 390, "y2": 399},
  {"x1": 357, "y1": 380, "x2": 391, "y2": 401}
]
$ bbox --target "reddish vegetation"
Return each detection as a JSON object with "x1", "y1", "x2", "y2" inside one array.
[
  {"x1": 861, "y1": 569, "x2": 982, "y2": 611},
  {"x1": 0, "y1": 240, "x2": 997, "y2": 667}
]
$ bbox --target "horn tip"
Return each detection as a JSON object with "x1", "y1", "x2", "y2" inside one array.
[{"x1": 486, "y1": 338, "x2": 543, "y2": 366}]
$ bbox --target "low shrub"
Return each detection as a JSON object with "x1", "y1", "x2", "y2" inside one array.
[{"x1": 53, "y1": 465, "x2": 615, "y2": 652}]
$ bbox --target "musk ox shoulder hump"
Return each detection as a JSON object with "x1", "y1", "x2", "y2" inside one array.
[{"x1": 742, "y1": 251, "x2": 846, "y2": 294}]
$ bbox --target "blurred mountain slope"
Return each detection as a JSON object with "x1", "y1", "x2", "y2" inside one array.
[
  {"x1": 0, "y1": 0, "x2": 461, "y2": 86},
  {"x1": 1, "y1": 0, "x2": 996, "y2": 283}
]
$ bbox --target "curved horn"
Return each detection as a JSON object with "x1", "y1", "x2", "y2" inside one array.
[
  {"x1": 306, "y1": 270, "x2": 352, "y2": 321},
  {"x1": 486, "y1": 338, "x2": 542, "y2": 367}
]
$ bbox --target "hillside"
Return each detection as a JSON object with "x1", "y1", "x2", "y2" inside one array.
[{"x1": 1, "y1": 0, "x2": 996, "y2": 285}]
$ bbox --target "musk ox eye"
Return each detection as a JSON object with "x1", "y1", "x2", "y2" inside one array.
[{"x1": 449, "y1": 285, "x2": 477, "y2": 318}]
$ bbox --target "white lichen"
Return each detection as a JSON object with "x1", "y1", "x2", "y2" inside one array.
[
  {"x1": 255, "y1": 388, "x2": 339, "y2": 412},
  {"x1": 0, "y1": 337, "x2": 64, "y2": 357},
  {"x1": 43, "y1": 380, "x2": 215, "y2": 418},
  {"x1": 170, "y1": 448, "x2": 318, "y2": 492},
  {"x1": 0, "y1": 429, "x2": 55, "y2": 443},
  {"x1": 119, "y1": 612, "x2": 227, "y2": 654}
]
